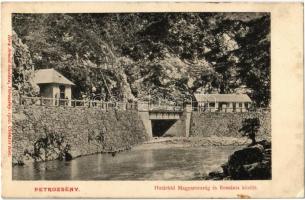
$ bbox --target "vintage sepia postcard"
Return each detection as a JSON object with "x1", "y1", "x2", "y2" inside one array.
[{"x1": 1, "y1": 2, "x2": 304, "y2": 198}]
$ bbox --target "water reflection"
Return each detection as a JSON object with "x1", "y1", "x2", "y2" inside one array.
[{"x1": 13, "y1": 146, "x2": 237, "y2": 180}]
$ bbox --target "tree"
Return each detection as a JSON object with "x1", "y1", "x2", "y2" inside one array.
[
  {"x1": 239, "y1": 117, "x2": 260, "y2": 146},
  {"x1": 235, "y1": 15, "x2": 270, "y2": 107},
  {"x1": 12, "y1": 13, "x2": 270, "y2": 104},
  {"x1": 12, "y1": 31, "x2": 39, "y2": 97}
]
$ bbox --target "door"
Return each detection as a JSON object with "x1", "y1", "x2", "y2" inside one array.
[{"x1": 59, "y1": 85, "x2": 65, "y2": 106}]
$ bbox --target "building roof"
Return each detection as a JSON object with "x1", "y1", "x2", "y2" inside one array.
[
  {"x1": 33, "y1": 69, "x2": 75, "y2": 85},
  {"x1": 194, "y1": 93, "x2": 251, "y2": 103}
]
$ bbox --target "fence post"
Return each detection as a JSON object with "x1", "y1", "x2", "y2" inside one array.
[{"x1": 40, "y1": 97, "x2": 43, "y2": 106}]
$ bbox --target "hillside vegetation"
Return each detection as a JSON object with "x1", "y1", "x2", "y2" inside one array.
[{"x1": 12, "y1": 13, "x2": 270, "y2": 106}]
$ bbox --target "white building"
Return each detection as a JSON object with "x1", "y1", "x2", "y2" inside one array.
[
  {"x1": 33, "y1": 69, "x2": 75, "y2": 106},
  {"x1": 194, "y1": 93, "x2": 252, "y2": 112}
]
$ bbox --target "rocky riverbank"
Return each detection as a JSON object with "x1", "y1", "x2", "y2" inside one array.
[{"x1": 194, "y1": 140, "x2": 271, "y2": 180}]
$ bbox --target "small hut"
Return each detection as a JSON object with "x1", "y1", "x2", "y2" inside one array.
[
  {"x1": 33, "y1": 69, "x2": 75, "y2": 106},
  {"x1": 194, "y1": 93, "x2": 252, "y2": 112}
]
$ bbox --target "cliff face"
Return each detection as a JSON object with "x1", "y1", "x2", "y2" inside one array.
[{"x1": 12, "y1": 105, "x2": 149, "y2": 165}]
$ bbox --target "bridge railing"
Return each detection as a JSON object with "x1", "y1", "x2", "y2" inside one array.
[
  {"x1": 136, "y1": 101, "x2": 184, "y2": 112},
  {"x1": 149, "y1": 104, "x2": 183, "y2": 111}
]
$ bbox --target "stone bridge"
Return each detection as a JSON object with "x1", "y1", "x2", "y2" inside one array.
[{"x1": 137, "y1": 103, "x2": 192, "y2": 138}]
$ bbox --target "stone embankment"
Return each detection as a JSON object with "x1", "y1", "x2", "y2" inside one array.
[
  {"x1": 190, "y1": 110, "x2": 271, "y2": 138},
  {"x1": 13, "y1": 104, "x2": 271, "y2": 166},
  {"x1": 195, "y1": 140, "x2": 271, "y2": 180},
  {"x1": 12, "y1": 105, "x2": 149, "y2": 165}
]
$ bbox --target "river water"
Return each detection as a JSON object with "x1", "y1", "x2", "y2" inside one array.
[{"x1": 13, "y1": 145, "x2": 238, "y2": 180}]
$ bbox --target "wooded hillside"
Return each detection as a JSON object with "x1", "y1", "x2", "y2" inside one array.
[{"x1": 12, "y1": 13, "x2": 270, "y2": 106}]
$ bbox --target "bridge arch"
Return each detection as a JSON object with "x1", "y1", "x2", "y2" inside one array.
[{"x1": 137, "y1": 103, "x2": 192, "y2": 138}]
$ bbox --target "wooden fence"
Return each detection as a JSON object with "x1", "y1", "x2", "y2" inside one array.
[
  {"x1": 191, "y1": 104, "x2": 270, "y2": 113},
  {"x1": 19, "y1": 96, "x2": 138, "y2": 111},
  {"x1": 18, "y1": 96, "x2": 270, "y2": 113}
]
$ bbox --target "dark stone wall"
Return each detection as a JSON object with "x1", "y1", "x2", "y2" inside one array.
[
  {"x1": 189, "y1": 111, "x2": 271, "y2": 138},
  {"x1": 12, "y1": 105, "x2": 149, "y2": 165}
]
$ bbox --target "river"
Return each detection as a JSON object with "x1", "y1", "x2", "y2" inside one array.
[{"x1": 13, "y1": 145, "x2": 238, "y2": 180}]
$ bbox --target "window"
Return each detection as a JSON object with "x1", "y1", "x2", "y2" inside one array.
[
  {"x1": 233, "y1": 103, "x2": 236, "y2": 111},
  {"x1": 209, "y1": 102, "x2": 215, "y2": 107},
  {"x1": 239, "y1": 103, "x2": 242, "y2": 107}
]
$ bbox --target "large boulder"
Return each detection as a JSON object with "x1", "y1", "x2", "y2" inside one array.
[
  {"x1": 227, "y1": 142, "x2": 272, "y2": 180},
  {"x1": 242, "y1": 160, "x2": 271, "y2": 179},
  {"x1": 228, "y1": 144, "x2": 264, "y2": 166},
  {"x1": 226, "y1": 144, "x2": 265, "y2": 179},
  {"x1": 204, "y1": 140, "x2": 271, "y2": 180}
]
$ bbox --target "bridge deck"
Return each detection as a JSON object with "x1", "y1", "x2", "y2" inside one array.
[{"x1": 149, "y1": 111, "x2": 182, "y2": 120}]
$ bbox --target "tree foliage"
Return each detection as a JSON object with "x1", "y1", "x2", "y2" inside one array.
[
  {"x1": 12, "y1": 13, "x2": 270, "y2": 105},
  {"x1": 239, "y1": 117, "x2": 260, "y2": 146}
]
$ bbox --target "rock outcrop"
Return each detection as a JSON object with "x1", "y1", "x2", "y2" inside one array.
[{"x1": 202, "y1": 140, "x2": 271, "y2": 180}]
